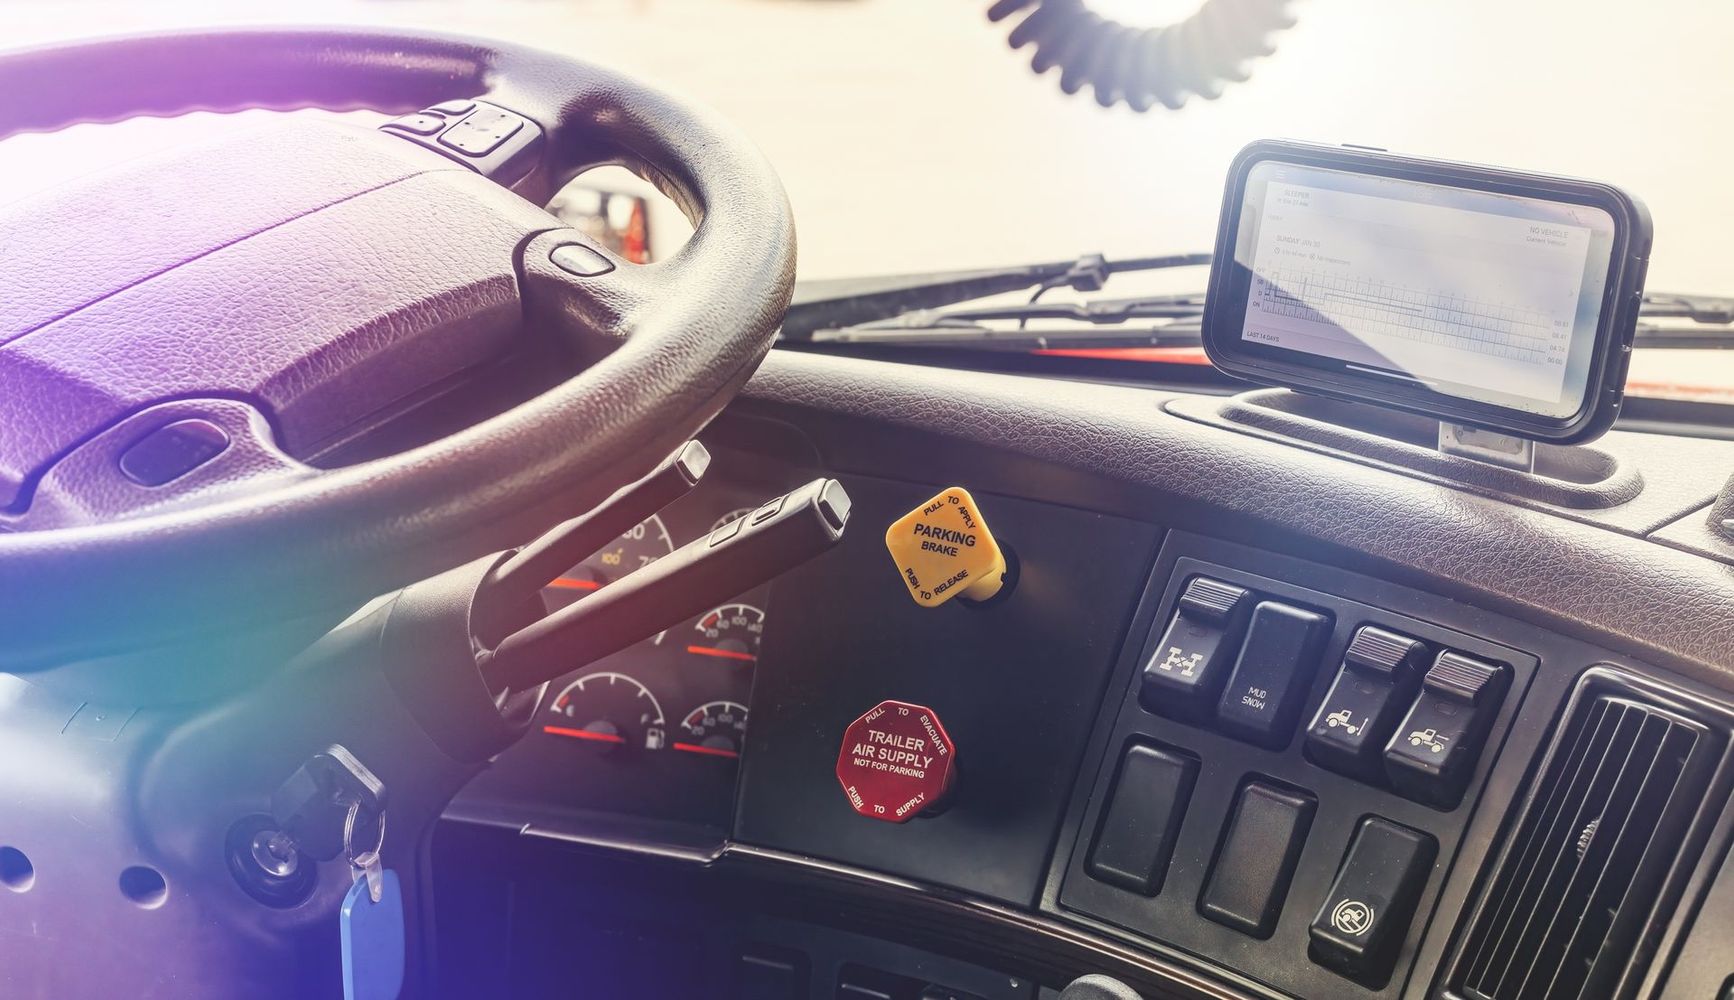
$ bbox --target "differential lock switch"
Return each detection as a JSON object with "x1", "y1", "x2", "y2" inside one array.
[{"x1": 1139, "y1": 576, "x2": 1253, "y2": 719}]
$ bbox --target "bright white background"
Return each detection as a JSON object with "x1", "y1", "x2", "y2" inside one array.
[{"x1": 2, "y1": 0, "x2": 1730, "y2": 393}]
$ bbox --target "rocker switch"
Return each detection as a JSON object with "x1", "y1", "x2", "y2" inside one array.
[
  {"x1": 1213, "y1": 601, "x2": 1333, "y2": 749},
  {"x1": 1305, "y1": 626, "x2": 1428, "y2": 780},
  {"x1": 1139, "y1": 577, "x2": 1252, "y2": 720},
  {"x1": 1384, "y1": 651, "x2": 1510, "y2": 808}
]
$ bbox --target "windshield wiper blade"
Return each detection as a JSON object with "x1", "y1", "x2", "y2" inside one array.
[
  {"x1": 1641, "y1": 292, "x2": 1734, "y2": 325},
  {"x1": 848, "y1": 292, "x2": 1207, "y2": 330},
  {"x1": 782, "y1": 252, "x2": 1212, "y2": 340},
  {"x1": 1633, "y1": 292, "x2": 1734, "y2": 349},
  {"x1": 808, "y1": 321, "x2": 1203, "y2": 351}
]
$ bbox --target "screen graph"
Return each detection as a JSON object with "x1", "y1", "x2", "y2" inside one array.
[
  {"x1": 1254, "y1": 267, "x2": 1557, "y2": 367},
  {"x1": 1240, "y1": 173, "x2": 1596, "y2": 407}
]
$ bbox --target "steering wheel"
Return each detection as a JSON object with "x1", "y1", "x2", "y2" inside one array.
[{"x1": 0, "y1": 27, "x2": 795, "y2": 693}]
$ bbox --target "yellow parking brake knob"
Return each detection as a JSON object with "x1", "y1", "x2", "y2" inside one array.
[{"x1": 884, "y1": 486, "x2": 1009, "y2": 608}]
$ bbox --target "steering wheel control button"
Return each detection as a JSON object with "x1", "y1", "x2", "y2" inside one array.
[
  {"x1": 438, "y1": 106, "x2": 525, "y2": 157},
  {"x1": 1304, "y1": 626, "x2": 1428, "y2": 780},
  {"x1": 381, "y1": 101, "x2": 543, "y2": 183},
  {"x1": 1087, "y1": 744, "x2": 1198, "y2": 895},
  {"x1": 1212, "y1": 601, "x2": 1333, "y2": 749},
  {"x1": 708, "y1": 515, "x2": 744, "y2": 547},
  {"x1": 1139, "y1": 576, "x2": 1252, "y2": 720},
  {"x1": 836, "y1": 700, "x2": 956, "y2": 823},
  {"x1": 749, "y1": 496, "x2": 785, "y2": 525},
  {"x1": 549, "y1": 242, "x2": 617, "y2": 278},
  {"x1": 118, "y1": 418, "x2": 231, "y2": 486},
  {"x1": 382, "y1": 113, "x2": 445, "y2": 136},
  {"x1": 1198, "y1": 781, "x2": 1316, "y2": 938},
  {"x1": 884, "y1": 486, "x2": 1008, "y2": 608},
  {"x1": 1384, "y1": 651, "x2": 1510, "y2": 808},
  {"x1": 1308, "y1": 817, "x2": 1437, "y2": 987}
]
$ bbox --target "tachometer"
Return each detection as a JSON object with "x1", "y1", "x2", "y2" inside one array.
[
  {"x1": 544, "y1": 672, "x2": 666, "y2": 751},
  {"x1": 687, "y1": 603, "x2": 764, "y2": 664},
  {"x1": 674, "y1": 701, "x2": 748, "y2": 759}
]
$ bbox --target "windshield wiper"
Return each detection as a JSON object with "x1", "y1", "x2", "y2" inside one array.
[
  {"x1": 809, "y1": 291, "x2": 1207, "y2": 351},
  {"x1": 782, "y1": 252, "x2": 1212, "y2": 340},
  {"x1": 848, "y1": 292, "x2": 1208, "y2": 329},
  {"x1": 1635, "y1": 292, "x2": 1734, "y2": 349},
  {"x1": 793, "y1": 255, "x2": 1734, "y2": 353},
  {"x1": 810, "y1": 321, "x2": 1204, "y2": 351}
]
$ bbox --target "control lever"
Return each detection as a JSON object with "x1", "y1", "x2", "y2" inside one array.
[
  {"x1": 480, "y1": 477, "x2": 852, "y2": 693},
  {"x1": 484, "y1": 440, "x2": 710, "y2": 610}
]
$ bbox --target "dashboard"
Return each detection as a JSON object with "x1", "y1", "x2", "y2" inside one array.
[{"x1": 438, "y1": 352, "x2": 1734, "y2": 1000}]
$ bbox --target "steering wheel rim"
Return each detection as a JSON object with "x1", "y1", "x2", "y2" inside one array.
[{"x1": 0, "y1": 27, "x2": 796, "y2": 674}]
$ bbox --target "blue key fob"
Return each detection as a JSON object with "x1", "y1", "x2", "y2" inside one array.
[{"x1": 340, "y1": 870, "x2": 404, "y2": 1000}]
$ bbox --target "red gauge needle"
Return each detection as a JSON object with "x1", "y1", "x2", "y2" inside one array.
[
  {"x1": 685, "y1": 645, "x2": 756, "y2": 663},
  {"x1": 547, "y1": 578, "x2": 601, "y2": 591},
  {"x1": 543, "y1": 725, "x2": 624, "y2": 744},
  {"x1": 672, "y1": 742, "x2": 739, "y2": 759}
]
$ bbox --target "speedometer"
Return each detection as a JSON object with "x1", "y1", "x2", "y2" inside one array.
[
  {"x1": 545, "y1": 514, "x2": 674, "y2": 596},
  {"x1": 541, "y1": 514, "x2": 676, "y2": 644}
]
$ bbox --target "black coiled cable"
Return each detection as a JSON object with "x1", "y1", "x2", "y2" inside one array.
[{"x1": 986, "y1": 0, "x2": 1297, "y2": 111}]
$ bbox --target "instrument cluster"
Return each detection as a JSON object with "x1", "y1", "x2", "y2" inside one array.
[{"x1": 452, "y1": 444, "x2": 806, "y2": 832}]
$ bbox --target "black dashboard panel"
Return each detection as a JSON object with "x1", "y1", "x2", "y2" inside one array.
[
  {"x1": 1052, "y1": 537, "x2": 1537, "y2": 999},
  {"x1": 439, "y1": 351, "x2": 1734, "y2": 1000},
  {"x1": 734, "y1": 473, "x2": 1159, "y2": 905}
]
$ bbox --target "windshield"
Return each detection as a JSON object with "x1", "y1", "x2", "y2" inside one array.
[{"x1": 3, "y1": 0, "x2": 1729, "y2": 397}]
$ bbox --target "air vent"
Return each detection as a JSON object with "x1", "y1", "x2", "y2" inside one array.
[{"x1": 1447, "y1": 675, "x2": 1727, "y2": 1000}]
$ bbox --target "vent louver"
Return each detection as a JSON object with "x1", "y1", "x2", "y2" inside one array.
[{"x1": 1448, "y1": 678, "x2": 1725, "y2": 1000}]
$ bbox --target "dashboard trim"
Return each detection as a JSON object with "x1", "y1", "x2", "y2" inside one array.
[{"x1": 740, "y1": 351, "x2": 1734, "y2": 691}]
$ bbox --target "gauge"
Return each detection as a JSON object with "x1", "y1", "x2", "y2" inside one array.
[
  {"x1": 544, "y1": 513, "x2": 674, "y2": 597},
  {"x1": 542, "y1": 514, "x2": 675, "y2": 643},
  {"x1": 674, "y1": 701, "x2": 748, "y2": 759},
  {"x1": 709, "y1": 508, "x2": 754, "y2": 534},
  {"x1": 687, "y1": 602, "x2": 764, "y2": 664},
  {"x1": 543, "y1": 672, "x2": 666, "y2": 751}
]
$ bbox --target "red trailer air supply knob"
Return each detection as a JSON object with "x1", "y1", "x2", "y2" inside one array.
[{"x1": 836, "y1": 700, "x2": 957, "y2": 823}]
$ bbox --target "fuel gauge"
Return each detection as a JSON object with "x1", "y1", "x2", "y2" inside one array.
[
  {"x1": 674, "y1": 701, "x2": 748, "y2": 759},
  {"x1": 543, "y1": 672, "x2": 666, "y2": 752}
]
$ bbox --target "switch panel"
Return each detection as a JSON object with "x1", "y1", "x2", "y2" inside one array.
[
  {"x1": 1197, "y1": 781, "x2": 1315, "y2": 938},
  {"x1": 1213, "y1": 601, "x2": 1332, "y2": 749},
  {"x1": 1086, "y1": 745, "x2": 1198, "y2": 895},
  {"x1": 1308, "y1": 817, "x2": 1437, "y2": 987},
  {"x1": 1305, "y1": 626, "x2": 1428, "y2": 781},
  {"x1": 1139, "y1": 577, "x2": 1252, "y2": 719},
  {"x1": 1384, "y1": 651, "x2": 1510, "y2": 808},
  {"x1": 1055, "y1": 542, "x2": 1536, "y2": 1000}
]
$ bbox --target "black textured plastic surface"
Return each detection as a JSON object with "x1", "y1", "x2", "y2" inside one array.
[
  {"x1": 734, "y1": 474, "x2": 1158, "y2": 906},
  {"x1": 1197, "y1": 781, "x2": 1315, "y2": 938},
  {"x1": 742, "y1": 352, "x2": 1734, "y2": 691},
  {"x1": 1087, "y1": 745, "x2": 1198, "y2": 896}
]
